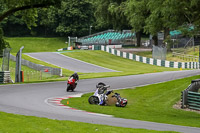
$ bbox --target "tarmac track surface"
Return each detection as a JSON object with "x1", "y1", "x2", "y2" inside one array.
[
  {"x1": 0, "y1": 70, "x2": 200, "y2": 133},
  {"x1": 25, "y1": 52, "x2": 117, "y2": 73}
]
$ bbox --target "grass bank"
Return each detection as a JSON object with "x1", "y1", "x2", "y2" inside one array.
[
  {"x1": 5, "y1": 37, "x2": 67, "y2": 53},
  {"x1": 10, "y1": 50, "x2": 180, "y2": 82},
  {"x1": 61, "y1": 75, "x2": 200, "y2": 128},
  {"x1": 2, "y1": 37, "x2": 184, "y2": 82},
  {"x1": 62, "y1": 50, "x2": 179, "y2": 79},
  {"x1": 0, "y1": 111, "x2": 176, "y2": 133}
]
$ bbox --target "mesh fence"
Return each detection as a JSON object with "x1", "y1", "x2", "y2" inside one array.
[
  {"x1": 10, "y1": 54, "x2": 62, "y2": 76},
  {"x1": 152, "y1": 45, "x2": 167, "y2": 60},
  {"x1": 171, "y1": 37, "x2": 199, "y2": 62},
  {"x1": 2, "y1": 48, "x2": 11, "y2": 71},
  {"x1": 8, "y1": 67, "x2": 59, "y2": 82}
]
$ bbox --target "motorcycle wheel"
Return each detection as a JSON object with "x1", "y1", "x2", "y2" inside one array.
[
  {"x1": 72, "y1": 84, "x2": 77, "y2": 92},
  {"x1": 120, "y1": 103, "x2": 127, "y2": 107},
  {"x1": 66, "y1": 84, "x2": 71, "y2": 92},
  {"x1": 88, "y1": 96, "x2": 99, "y2": 104}
]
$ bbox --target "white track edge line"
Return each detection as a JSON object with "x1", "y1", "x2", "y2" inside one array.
[{"x1": 56, "y1": 52, "x2": 119, "y2": 72}]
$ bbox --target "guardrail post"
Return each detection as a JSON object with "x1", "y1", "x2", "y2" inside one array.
[
  {"x1": 15, "y1": 46, "x2": 24, "y2": 83},
  {"x1": 181, "y1": 90, "x2": 185, "y2": 108}
]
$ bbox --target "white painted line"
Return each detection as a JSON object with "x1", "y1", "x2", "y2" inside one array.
[
  {"x1": 87, "y1": 112, "x2": 113, "y2": 117},
  {"x1": 24, "y1": 53, "x2": 64, "y2": 69},
  {"x1": 56, "y1": 53, "x2": 118, "y2": 72}
]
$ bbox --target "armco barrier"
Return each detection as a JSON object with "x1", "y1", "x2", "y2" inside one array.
[
  {"x1": 0, "y1": 71, "x2": 12, "y2": 83},
  {"x1": 188, "y1": 91, "x2": 200, "y2": 110},
  {"x1": 100, "y1": 46, "x2": 199, "y2": 69},
  {"x1": 181, "y1": 79, "x2": 200, "y2": 111},
  {"x1": 10, "y1": 54, "x2": 62, "y2": 76}
]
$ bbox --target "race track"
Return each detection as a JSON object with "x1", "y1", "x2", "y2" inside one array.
[
  {"x1": 25, "y1": 52, "x2": 117, "y2": 73},
  {"x1": 0, "y1": 70, "x2": 200, "y2": 133}
]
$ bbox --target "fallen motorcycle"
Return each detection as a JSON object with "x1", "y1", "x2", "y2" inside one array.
[
  {"x1": 111, "y1": 93, "x2": 128, "y2": 107},
  {"x1": 88, "y1": 82, "x2": 127, "y2": 107}
]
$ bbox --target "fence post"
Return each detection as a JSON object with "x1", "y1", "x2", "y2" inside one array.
[
  {"x1": 27, "y1": 72, "x2": 29, "y2": 82},
  {"x1": 40, "y1": 71, "x2": 42, "y2": 80}
]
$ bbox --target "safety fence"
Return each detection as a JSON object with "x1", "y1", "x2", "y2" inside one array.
[
  {"x1": 100, "y1": 45, "x2": 199, "y2": 69},
  {"x1": 0, "y1": 67, "x2": 60, "y2": 83},
  {"x1": 172, "y1": 52, "x2": 198, "y2": 62},
  {"x1": 181, "y1": 79, "x2": 200, "y2": 111},
  {"x1": 10, "y1": 54, "x2": 62, "y2": 76},
  {"x1": 152, "y1": 45, "x2": 167, "y2": 60}
]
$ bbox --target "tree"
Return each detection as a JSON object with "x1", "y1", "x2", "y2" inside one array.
[
  {"x1": 125, "y1": 0, "x2": 149, "y2": 46},
  {"x1": 31, "y1": 0, "x2": 95, "y2": 37},
  {"x1": 0, "y1": 0, "x2": 61, "y2": 52},
  {"x1": 145, "y1": 0, "x2": 200, "y2": 45},
  {"x1": 0, "y1": 0, "x2": 61, "y2": 25},
  {"x1": 0, "y1": 29, "x2": 9, "y2": 56},
  {"x1": 161, "y1": 0, "x2": 200, "y2": 37},
  {"x1": 95, "y1": 0, "x2": 130, "y2": 31},
  {"x1": 55, "y1": 0, "x2": 95, "y2": 36},
  {"x1": 144, "y1": 0, "x2": 164, "y2": 46}
]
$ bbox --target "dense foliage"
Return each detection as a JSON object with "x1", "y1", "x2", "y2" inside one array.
[
  {"x1": 95, "y1": 0, "x2": 200, "y2": 45},
  {"x1": 1, "y1": 0, "x2": 200, "y2": 44},
  {"x1": 0, "y1": 0, "x2": 95, "y2": 37},
  {"x1": 0, "y1": 28, "x2": 9, "y2": 56}
]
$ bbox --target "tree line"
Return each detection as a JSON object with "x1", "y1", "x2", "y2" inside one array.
[
  {"x1": 1, "y1": 0, "x2": 200, "y2": 54},
  {"x1": 95, "y1": 0, "x2": 200, "y2": 46}
]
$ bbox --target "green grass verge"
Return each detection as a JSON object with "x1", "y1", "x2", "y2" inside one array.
[
  {"x1": 62, "y1": 50, "x2": 179, "y2": 79},
  {"x1": 5, "y1": 37, "x2": 67, "y2": 53},
  {"x1": 3, "y1": 37, "x2": 181, "y2": 82},
  {"x1": 0, "y1": 111, "x2": 176, "y2": 133},
  {"x1": 61, "y1": 75, "x2": 200, "y2": 128},
  {"x1": 6, "y1": 50, "x2": 180, "y2": 82}
]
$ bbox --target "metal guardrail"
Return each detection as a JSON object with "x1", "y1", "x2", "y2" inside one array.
[
  {"x1": 188, "y1": 91, "x2": 200, "y2": 110},
  {"x1": 181, "y1": 79, "x2": 200, "y2": 110},
  {"x1": 0, "y1": 71, "x2": 12, "y2": 83}
]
